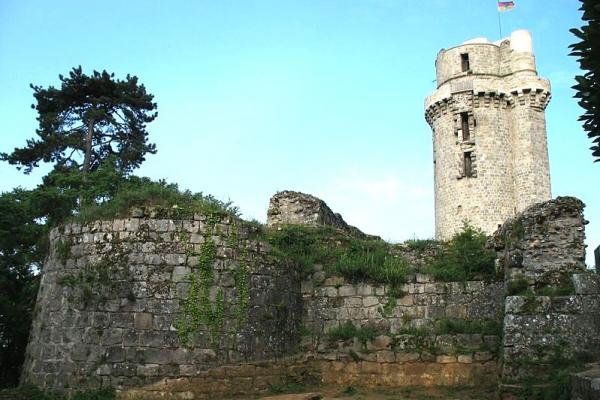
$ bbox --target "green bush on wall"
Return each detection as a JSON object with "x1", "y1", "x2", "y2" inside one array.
[{"x1": 425, "y1": 224, "x2": 498, "y2": 282}]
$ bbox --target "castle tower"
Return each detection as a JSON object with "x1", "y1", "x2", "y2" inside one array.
[{"x1": 424, "y1": 30, "x2": 552, "y2": 239}]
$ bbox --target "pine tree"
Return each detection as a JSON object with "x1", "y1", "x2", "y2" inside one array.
[{"x1": 1, "y1": 66, "x2": 157, "y2": 173}]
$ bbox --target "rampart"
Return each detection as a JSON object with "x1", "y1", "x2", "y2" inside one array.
[{"x1": 20, "y1": 193, "x2": 600, "y2": 399}]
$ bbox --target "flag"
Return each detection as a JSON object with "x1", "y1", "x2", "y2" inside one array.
[{"x1": 498, "y1": 1, "x2": 515, "y2": 12}]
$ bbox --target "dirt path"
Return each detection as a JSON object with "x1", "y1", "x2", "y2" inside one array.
[{"x1": 248, "y1": 385, "x2": 499, "y2": 400}]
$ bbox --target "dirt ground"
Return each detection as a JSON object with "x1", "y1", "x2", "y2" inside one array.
[{"x1": 248, "y1": 385, "x2": 499, "y2": 400}]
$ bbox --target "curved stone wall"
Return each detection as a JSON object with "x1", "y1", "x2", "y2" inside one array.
[{"x1": 20, "y1": 211, "x2": 303, "y2": 392}]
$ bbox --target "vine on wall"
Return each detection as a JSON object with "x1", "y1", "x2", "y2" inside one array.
[{"x1": 175, "y1": 216, "x2": 251, "y2": 347}]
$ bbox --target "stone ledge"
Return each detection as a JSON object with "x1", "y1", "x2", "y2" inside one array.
[{"x1": 571, "y1": 364, "x2": 600, "y2": 400}]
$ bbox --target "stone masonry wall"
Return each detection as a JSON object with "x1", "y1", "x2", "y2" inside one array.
[
  {"x1": 425, "y1": 30, "x2": 552, "y2": 239},
  {"x1": 298, "y1": 273, "x2": 504, "y2": 388},
  {"x1": 21, "y1": 193, "x2": 600, "y2": 397},
  {"x1": 488, "y1": 197, "x2": 600, "y2": 381},
  {"x1": 21, "y1": 211, "x2": 303, "y2": 393}
]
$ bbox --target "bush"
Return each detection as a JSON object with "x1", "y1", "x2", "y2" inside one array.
[
  {"x1": 434, "y1": 318, "x2": 502, "y2": 336},
  {"x1": 265, "y1": 225, "x2": 414, "y2": 285},
  {"x1": 507, "y1": 276, "x2": 530, "y2": 295},
  {"x1": 327, "y1": 321, "x2": 381, "y2": 343},
  {"x1": 425, "y1": 224, "x2": 497, "y2": 282},
  {"x1": 75, "y1": 177, "x2": 239, "y2": 222},
  {"x1": 404, "y1": 238, "x2": 437, "y2": 251}
]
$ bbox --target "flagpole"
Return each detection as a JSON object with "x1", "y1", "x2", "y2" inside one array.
[
  {"x1": 497, "y1": 2, "x2": 503, "y2": 38},
  {"x1": 498, "y1": 9, "x2": 503, "y2": 38}
]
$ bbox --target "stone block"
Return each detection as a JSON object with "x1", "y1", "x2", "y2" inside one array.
[
  {"x1": 436, "y1": 355, "x2": 457, "y2": 363},
  {"x1": 376, "y1": 351, "x2": 396, "y2": 363},
  {"x1": 571, "y1": 366, "x2": 600, "y2": 400},
  {"x1": 457, "y1": 355, "x2": 473, "y2": 363},
  {"x1": 338, "y1": 285, "x2": 356, "y2": 297},
  {"x1": 134, "y1": 313, "x2": 153, "y2": 330},
  {"x1": 396, "y1": 352, "x2": 420, "y2": 363},
  {"x1": 362, "y1": 296, "x2": 379, "y2": 307},
  {"x1": 367, "y1": 335, "x2": 392, "y2": 351},
  {"x1": 105, "y1": 346, "x2": 125, "y2": 363},
  {"x1": 324, "y1": 276, "x2": 345, "y2": 286},
  {"x1": 137, "y1": 363, "x2": 160, "y2": 377},
  {"x1": 573, "y1": 274, "x2": 600, "y2": 295}
]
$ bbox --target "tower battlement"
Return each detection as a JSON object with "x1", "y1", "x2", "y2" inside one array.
[{"x1": 425, "y1": 30, "x2": 552, "y2": 239}]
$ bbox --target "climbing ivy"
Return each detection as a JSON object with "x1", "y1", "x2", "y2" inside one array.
[
  {"x1": 175, "y1": 236, "x2": 225, "y2": 346},
  {"x1": 233, "y1": 263, "x2": 250, "y2": 325},
  {"x1": 175, "y1": 215, "x2": 252, "y2": 347}
]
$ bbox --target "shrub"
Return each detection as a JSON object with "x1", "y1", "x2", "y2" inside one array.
[
  {"x1": 425, "y1": 224, "x2": 497, "y2": 282},
  {"x1": 327, "y1": 321, "x2": 381, "y2": 343},
  {"x1": 404, "y1": 238, "x2": 437, "y2": 251},
  {"x1": 75, "y1": 177, "x2": 239, "y2": 222},
  {"x1": 507, "y1": 276, "x2": 530, "y2": 296}
]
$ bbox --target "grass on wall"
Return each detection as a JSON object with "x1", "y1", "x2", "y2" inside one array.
[
  {"x1": 424, "y1": 225, "x2": 498, "y2": 282},
  {"x1": 264, "y1": 224, "x2": 413, "y2": 284},
  {"x1": 265, "y1": 223, "x2": 499, "y2": 284},
  {"x1": 74, "y1": 177, "x2": 240, "y2": 223}
]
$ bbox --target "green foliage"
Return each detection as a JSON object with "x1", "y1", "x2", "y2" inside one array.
[
  {"x1": 382, "y1": 296, "x2": 397, "y2": 316},
  {"x1": 264, "y1": 225, "x2": 412, "y2": 286},
  {"x1": 425, "y1": 224, "x2": 497, "y2": 282},
  {"x1": 342, "y1": 385, "x2": 357, "y2": 395},
  {"x1": 516, "y1": 346, "x2": 590, "y2": 400},
  {"x1": 233, "y1": 263, "x2": 250, "y2": 325},
  {"x1": 0, "y1": 190, "x2": 46, "y2": 387},
  {"x1": 74, "y1": 174, "x2": 239, "y2": 223},
  {"x1": 536, "y1": 281, "x2": 576, "y2": 296},
  {"x1": 55, "y1": 240, "x2": 70, "y2": 265},
  {"x1": 507, "y1": 276, "x2": 531, "y2": 296},
  {"x1": 326, "y1": 321, "x2": 381, "y2": 344},
  {"x1": 175, "y1": 237, "x2": 225, "y2": 346},
  {"x1": 1, "y1": 66, "x2": 157, "y2": 174},
  {"x1": 267, "y1": 379, "x2": 307, "y2": 395},
  {"x1": 264, "y1": 225, "x2": 342, "y2": 274},
  {"x1": 570, "y1": 0, "x2": 600, "y2": 162},
  {"x1": 404, "y1": 238, "x2": 438, "y2": 251}
]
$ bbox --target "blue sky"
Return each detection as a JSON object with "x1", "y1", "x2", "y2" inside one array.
[{"x1": 0, "y1": 0, "x2": 597, "y2": 265}]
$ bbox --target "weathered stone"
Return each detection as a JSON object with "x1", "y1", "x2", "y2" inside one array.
[
  {"x1": 266, "y1": 191, "x2": 375, "y2": 239},
  {"x1": 134, "y1": 313, "x2": 153, "y2": 330},
  {"x1": 426, "y1": 31, "x2": 552, "y2": 239}
]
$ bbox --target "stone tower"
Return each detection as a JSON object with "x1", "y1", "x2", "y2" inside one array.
[{"x1": 425, "y1": 30, "x2": 552, "y2": 239}]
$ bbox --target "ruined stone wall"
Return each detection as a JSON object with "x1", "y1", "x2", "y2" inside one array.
[
  {"x1": 301, "y1": 275, "x2": 503, "y2": 334},
  {"x1": 425, "y1": 30, "x2": 552, "y2": 239},
  {"x1": 21, "y1": 193, "x2": 600, "y2": 397},
  {"x1": 488, "y1": 197, "x2": 600, "y2": 381},
  {"x1": 298, "y1": 274, "x2": 503, "y2": 388},
  {"x1": 267, "y1": 191, "x2": 374, "y2": 239},
  {"x1": 21, "y1": 212, "x2": 303, "y2": 393}
]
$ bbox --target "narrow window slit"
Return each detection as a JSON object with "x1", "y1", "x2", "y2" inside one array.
[
  {"x1": 461, "y1": 53, "x2": 470, "y2": 72},
  {"x1": 464, "y1": 151, "x2": 473, "y2": 177},
  {"x1": 460, "y1": 112, "x2": 470, "y2": 141}
]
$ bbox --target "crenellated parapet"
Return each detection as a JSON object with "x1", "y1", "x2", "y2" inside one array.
[{"x1": 424, "y1": 30, "x2": 552, "y2": 239}]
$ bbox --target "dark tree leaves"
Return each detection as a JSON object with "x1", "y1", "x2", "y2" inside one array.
[
  {"x1": 0, "y1": 189, "x2": 46, "y2": 387},
  {"x1": 1, "y1": 66, "x2": 157, "y2": 173},
  {"x1": 570, "y1": 0, "x2": 600, "y2": 162}
]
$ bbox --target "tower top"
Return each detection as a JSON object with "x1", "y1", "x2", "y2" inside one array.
[
  {"x1": 432, "y1": 30, "x2": 539, "y2": 90},
  {"x1": 424, "y1": 30, "x2": 552, "y2": 239}
]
